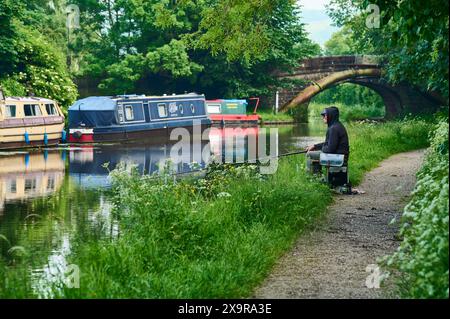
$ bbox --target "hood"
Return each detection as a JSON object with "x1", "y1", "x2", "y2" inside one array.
[{"x1": 325, "y1": 107, "x2": 340, "y2": 126}]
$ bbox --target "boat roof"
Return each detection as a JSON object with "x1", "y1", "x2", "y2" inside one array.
[
  {"x1": 4, "y1": 97, "x2": 56, "y2": 103},
  {"x1": 69, "y1": 96, "x2": 117, "y2": 112},
  {"x1": 69, "y1": 93, "x2": 205, "y2": 112},
  {"x1": 206, "y1": 99, "x2": 247, "y2": 103}
]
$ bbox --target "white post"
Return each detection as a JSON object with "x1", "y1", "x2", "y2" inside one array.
[{"x1": 275, "y1": 91, "x2": 279, "y2": 114}]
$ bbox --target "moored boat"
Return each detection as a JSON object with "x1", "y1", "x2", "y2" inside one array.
[
  {"x1": 206, "y1": 99, "x2": 261, "y2": 125},
  {"x1": 0, "y1": 92, "x2": 66, "y2": 150},
  {"x1": 68, "y1": 93, "x2": 211, "y2": 143}
]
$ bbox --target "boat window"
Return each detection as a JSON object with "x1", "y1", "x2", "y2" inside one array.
[
  {"x1": 179, "y1": 104, "x2": 184, "y2": 115},
  {"x1": 158, "y1": 103, "x2": 168, "y2": 118},
  {"x1": 47, "y1": 177, "x2": 55, "y2": 191},
  {"x1": 45, "y1": 104, "x2": 58, "y2": 115},
  {"x1": 207, "y1": 104, "x2": 221, "y2": 114},
  {"x1": 24, "y1": 178, "x2": 37, "y2": 193},
  {"x1": 24, "y1": 104, "x2": 42, "y2": 117},
  {"x1": 124, "y1": 105, "x2": 135, "y2": 121},
  {"x1": 8, "y1": 180, "x2": 17, "y2": 194},
  {"x1": 190, "y1": 104, "x2": 195, "y2": 114},
  {"x1": 5, "y1": 105, "x2": 16, "y2": 118}
]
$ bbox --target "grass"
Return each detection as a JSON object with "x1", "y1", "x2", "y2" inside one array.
[
  {"x1": 309, "y1": 102, "x2": 385, "y2": 122},
  {"x1": 0, "y1": 118, "x2": 433, "y2": 298},
  {"x1": 255, "y1": 109, "x2": 295, "y2": 123},
  {"x1": 256, "y1": 101, "x2": 385, "y2": 124}
]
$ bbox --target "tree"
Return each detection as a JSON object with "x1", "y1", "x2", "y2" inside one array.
[
  {"x1": 71, "y1": 0, "x2": 319, "y2": 98},
  {"x1": 324, "y1": 26, "x2": 358, "y2": 56},
  {"x1": 0, "y1": 0, "x2": 77, "y2": 108},
  {"x1": 326, "y1": 0, "x2": 449, "y2": 100}
]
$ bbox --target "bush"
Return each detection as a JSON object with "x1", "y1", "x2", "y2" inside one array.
[
  {"x1": 386, "y1": 119, "x2": 449, "y2": 298},
  {"x1": 0, "y1": 23, "x2": 77, "y2": 109}
]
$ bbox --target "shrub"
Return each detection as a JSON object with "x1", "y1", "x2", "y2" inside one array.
[{"x1": 386, "y1": 119, "x2": 449, "y2": 298}]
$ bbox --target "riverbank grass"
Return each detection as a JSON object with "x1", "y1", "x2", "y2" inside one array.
[{"x1": 255, "y1": 109, "x2": 295, "y2": 123}]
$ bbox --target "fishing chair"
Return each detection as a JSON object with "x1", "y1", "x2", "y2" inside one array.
[{"x1": 319, "y1": 153, "x2": 352, "y2": 194}]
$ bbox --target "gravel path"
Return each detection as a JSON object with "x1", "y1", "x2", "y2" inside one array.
[{"x1": 253, "y1": 150, "x2": 425, "y2": 299}]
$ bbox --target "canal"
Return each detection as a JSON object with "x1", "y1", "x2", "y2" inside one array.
[{"x1": 0, "y1": 122, "x2": 326, "y2": 296}]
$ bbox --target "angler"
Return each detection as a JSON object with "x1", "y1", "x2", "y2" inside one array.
[{"x1": 305, "y1": 106, "x2": 351, "y2": 193}]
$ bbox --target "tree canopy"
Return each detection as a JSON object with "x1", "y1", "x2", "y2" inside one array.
[
  {"x1": 0, "y1": 0, "x2": 77, "y2": 107},
  {"x1": 70, "y1": 0, "x2": 320, "y2": 98},
  {"x1": 326, "y1": 0, "x2": 449, "y2": 100}
]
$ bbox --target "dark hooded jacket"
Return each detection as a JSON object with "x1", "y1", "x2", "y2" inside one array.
[{"x1": 314, "y1": 107, "x2": 350, "y2": 158}]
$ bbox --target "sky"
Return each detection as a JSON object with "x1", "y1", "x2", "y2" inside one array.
[{"x1": 298, "y1": 0, "x2": 340, "y2": 47}]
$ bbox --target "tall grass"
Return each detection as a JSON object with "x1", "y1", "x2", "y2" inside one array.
[
  {"x1": 255, "y1": 109, "x2": 295, "y2": 122},
  {"x1": 0, "y1": 118, "x2": 432, "y2": 298},
  {"x1": 347, "y1": 118, "x2": 430, "y2": 185}
]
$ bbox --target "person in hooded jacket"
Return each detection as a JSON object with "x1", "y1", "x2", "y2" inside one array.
[{"x1": 305, "y1": 106, "x2": 350, "y2": 174}]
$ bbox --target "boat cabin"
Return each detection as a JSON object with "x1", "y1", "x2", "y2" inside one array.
[
  {"x1": 68, "y1": 93, "x2": 211, "y2": 143},
  {"x1": 0, "y1": 96, "x2": 65, "y2": 149},
  {"x1": 206, "y1": 99, "x2": 260, "y2": 125}
]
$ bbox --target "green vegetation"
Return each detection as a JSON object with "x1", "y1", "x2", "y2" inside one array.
[
  {"x1": 0, "y1": 118, "x2": 431, "y2": 298},
  {"x1": 0, "y1": 0, "x2": 77, "y2": 108},
  {"x1": 309, "y1": 102, "x2": 385, "y2": 122},
  {"x1": 256, "y1": 109, "x2": 295, "y2": 123},
  {"x1": 311, "y1": 83, "x2": 384, "y2": 112},
  {"x1": 346, "y1": 118, "x2": 430, "y2": 185},
  {"x1": 0, "y1": 0, "x2": 321, "y2": 104},
  {"x1": 327, "y1": 0, "x2": 449, "y2": 99},
  {"x1": 386, "y1": 119, "x2": 449, "y2": 298},
  {"x1": 323, "y1": 26, "x2": 358, "y2": 56},
  {"x1": 70, "y1": 0, "x2": 320, "y2": 98}
]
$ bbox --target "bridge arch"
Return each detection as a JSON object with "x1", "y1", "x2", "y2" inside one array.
[{"x1": 275, "y1": 56, "x2": 444, "y2": 119}]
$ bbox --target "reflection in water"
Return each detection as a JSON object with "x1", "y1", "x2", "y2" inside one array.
[
  {"x1": 0, "y1": 152, "x2": 65, "y2": 214},
  {"x1": 0, "y1": 123, "x2": 326, "y2": 296},
  {"x1": 69, "y1": 142, "x2": 211, "y2": 189}
]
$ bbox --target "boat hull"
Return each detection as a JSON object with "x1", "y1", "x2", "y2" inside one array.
[
  {"x1": 0, "y1": 118, "x2": 64, "y2": 150},
  {"x1": 69, "y1": 122, "x2": 212, "y2": 145},
  {"x1": 209, "y1": 114, "x2": 260, "y2": 126}
]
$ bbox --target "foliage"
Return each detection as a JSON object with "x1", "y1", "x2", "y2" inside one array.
[
  {"x1": 326, "y1": 0, "x2": 449, "y2": 100},
  {"x1": 323, "y1": 26, "x2": 358, "y2": 56},
  {"x1": 71, "y1": 0, "x2": 320, "y2": 98},
  {"x1": 0, "y1": 0, "x2": 77, "y2": 108},
  {"x1": 385, "y1": 119, "x2": 449, "y2": 298},
  {"x1": 256, "y1": 109, "x2": 295, "y2": 123},
  {"x1": 309, "y1": 102, "x2": 385, "y2": 122},
  {"x1": 346, "y1": 117, "x2": 431, "y2": 185},
  {"x1": 55, "y1": 161, "x2": 331, "y2": 298},
  {"x1": 312, "y1": 83, "x2": 384, "y2": 111}
]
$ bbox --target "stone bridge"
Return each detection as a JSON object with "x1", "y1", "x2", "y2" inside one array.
[{"x1": 273, "y1": 55, "x2": 445, "y2": 118}]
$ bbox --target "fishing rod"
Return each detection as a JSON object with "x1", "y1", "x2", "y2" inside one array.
[{"x1": 165, "y1": 149, "x2": 309, "y2": 178}]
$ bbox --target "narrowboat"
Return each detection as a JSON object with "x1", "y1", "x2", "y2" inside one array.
[
  {"x1": 68, "y1": 93, "x2": 211, "y2": 143},
  {"x1": 0, "y1": 93, "x2": 66, "y2": 149},
  {"x1": 206, "y1": 98, "x2": 261, "y2": 125}
]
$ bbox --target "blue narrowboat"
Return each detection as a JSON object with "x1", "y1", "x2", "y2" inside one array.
[{"x1": 68, "y1": 93, "x2": 211, "y2": 143}]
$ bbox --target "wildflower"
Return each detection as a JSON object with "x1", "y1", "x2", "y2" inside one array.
[{"x1": 217, "y1": 192, "x2": 231, "y2": 198}]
